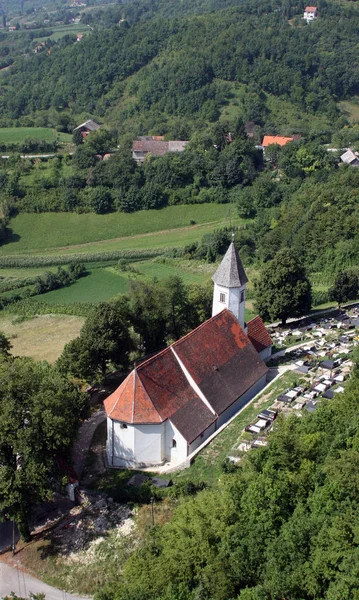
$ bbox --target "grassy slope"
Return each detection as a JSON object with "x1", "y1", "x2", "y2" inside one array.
[
  {"x1": 0, "y1": 314, "x2": 84, "y2": 362},
  {"x1": 1, "y1": 204, "x2": 240, "y2": 255},
  {"x1": 0, "y1": 127, "x2": 57, "y2": 143}
]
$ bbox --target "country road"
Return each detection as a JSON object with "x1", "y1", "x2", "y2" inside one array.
[{"x1": 0, "y1": 561, "x2": 92, "y2": 600}]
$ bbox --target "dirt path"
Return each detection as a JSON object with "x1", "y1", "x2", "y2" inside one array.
[{"x1": 71, "y1": 408, "x2": 106, "y2": 481}]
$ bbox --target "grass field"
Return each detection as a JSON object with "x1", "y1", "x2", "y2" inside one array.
[
  {"x1": 0, "y1": 314, "x2": 84, "y2": 362},
  {"x1": 1, "y1": 204, "x2": 240, "y2": 255},
  {"x1": 339, "y1": 98, "x2": 359, "y2": 123},
  {"x1": 0, "y1": 127, "x2": 57, "y2": 144}
]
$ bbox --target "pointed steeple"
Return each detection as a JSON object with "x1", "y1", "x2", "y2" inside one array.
[{"x1": 212, "y1": 242, "x2": 248, "y2": 288}]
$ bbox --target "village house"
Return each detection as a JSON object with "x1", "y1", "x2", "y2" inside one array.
[
  {"x1": 73, "y1": 119, "x2": 100, "y2": 138},
  {"x1": 132, "y1": 136, "x2": 189, "y2": 163},
  {"x1": 261, "y1": 135, "x2": 294, "y2": 157},
  {"x1": 105, "y1": 243, "x2": 273, "y2": 468},
  {"x1": 340, "y1": 149, "x2": 359, "y2": 166},
  {"x1": 304, "y1": 6, "x2": 318, "y2": 21}
]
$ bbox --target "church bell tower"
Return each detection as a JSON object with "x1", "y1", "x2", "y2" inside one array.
[{"x1": 212, "y1": 241, "x2": 248, "y2": 329}]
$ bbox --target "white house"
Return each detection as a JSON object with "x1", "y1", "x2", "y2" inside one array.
[
  {"x1": 304, "y1": 6, "x2": 318, "y2": 22},
  {"x1": 105, "y1": 243, "x2": 273, "y2": 468},
  {"x1": 340, "y1": 149, "x2": 359, "y2": 166}
]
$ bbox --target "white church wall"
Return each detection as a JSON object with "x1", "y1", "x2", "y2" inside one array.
[
  {"x1": 217, "y1": 374, "x2": 267, "y2": 428},
  {"x1": 259, "y1": 346, "x2": 272, "y2": 362},
  {"x1": 107, "y1": 417, "x2": 136, "y2": 467},
  {"x1": 166, "y1": 420, "x2": 188, "y2": 464},
  {"x1": 133, "y1": 423, "x2": 165, "y2": 467},
  {"x1": 188, "y1": 421, "x2": 217, "y2": 455}
]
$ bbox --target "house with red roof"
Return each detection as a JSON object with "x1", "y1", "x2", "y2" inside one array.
[
  {"x1": 105, "y1": 243, "x2": 272, "y2": 468},
  {"x1": 304, "y1": 6, "x2": 318, "y2": 21}
]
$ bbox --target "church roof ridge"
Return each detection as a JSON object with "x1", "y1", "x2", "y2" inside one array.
[{"x1": 212, "y1": 242, "x2": 248, "y2": 288}]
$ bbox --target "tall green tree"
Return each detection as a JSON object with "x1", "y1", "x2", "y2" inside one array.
[
  {"x1": 254, "y1": 249, "x2": 312, "y2": 325},
  {"x1": 328, "y1": 270, "x2": 359, "y2": 305},
  {"x1": 0, "y1": 357, "x2": 86, "y2": 540}
]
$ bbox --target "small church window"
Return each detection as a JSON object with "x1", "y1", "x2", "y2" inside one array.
[
  {"x1": 172, "y1": 439, "x2": 177, "y2": 448},
  {"x1": 219, "y1": 292, "x2": 226, "y2": 303},
  {"x1": 240, "y1": 290, "x2": 245, "y2": 303},
  {"x1": 120, "y1": 423, "x2": 127, "y2": 429}
]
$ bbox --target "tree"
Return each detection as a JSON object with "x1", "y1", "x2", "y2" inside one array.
[
  {"x1": 0, "y1": 357, "x2": 86, "y2": 540},
  {"x1": 328, "y1": 270, "x2": 359, "y2": 305},
  {"x1": 58, "y1": 300, "x2": 133, "y2": 379},
  {"x1": 0, "y1": 331, "x2": 11, "y2": 356},
  {"x1": 72, "y1": 129, "x2": 83, "y2": 146},
  {"x1": 254, "y1": 249, "x2": 312, "y2": 325}
]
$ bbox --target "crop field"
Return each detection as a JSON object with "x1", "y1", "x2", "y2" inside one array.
[
  {"x1": 0, "y1": 314, "x2": 84, "y2": 362},
  {"x1": 34, "y1": 268, "x2": 130, "y2": 304},
  {"x1": 1, "y1": 204, "x2": 240, "y2": 255},
  {"x1": 0, "y1": 127, "x2": 57, "y2": 144}
]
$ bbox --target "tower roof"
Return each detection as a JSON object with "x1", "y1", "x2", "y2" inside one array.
[{"x1": 212, "y1": 242, "x2": 248, "y2": 288}]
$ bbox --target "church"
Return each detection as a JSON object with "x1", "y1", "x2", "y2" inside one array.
[{"x1": 104, "y1": 242, "x2": 272, "y2": 468}]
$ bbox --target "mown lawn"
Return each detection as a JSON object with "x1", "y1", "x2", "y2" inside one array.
[
  {"x1": 1, "y1": 204, "x2": 242, "y2": 255},
  {"x1": 0, "y1": 127, "x2": 57, "y2": 143}
]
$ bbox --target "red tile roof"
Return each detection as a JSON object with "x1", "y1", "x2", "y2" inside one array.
[
  {"x1": 173, "y1": 310, "x2": 268, "y2": 415},
  {"x1": 105, "y1": 310, "x2": 268, "y2": 438},
  {"x1": 262, "y1": 135, "x2": 294, "y2": 147},
  {"x1": 305, "y1": 6, "x2": 317, "y2": 11},
  {"x1": 247, "y1": 316, "x2": 272, "y2": 353}
]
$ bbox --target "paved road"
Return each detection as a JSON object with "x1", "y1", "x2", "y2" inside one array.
[
  {"x1": 0, "y1": 561, "x2": 91, "y2": 600},
  {"x1": 71, "y1": 407, "x2": 106, "y2": 481}
]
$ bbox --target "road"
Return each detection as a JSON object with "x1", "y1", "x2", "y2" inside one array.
[{"x1": 0, "y1": 561, "x2": 91, "y2": 600}]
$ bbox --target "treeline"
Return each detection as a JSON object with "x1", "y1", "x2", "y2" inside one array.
[
  {"x1": 0, "y1": 262, "x2": 87, "y2": 309},
  {"x1": 95, "y1": 350, "x2": 359, "y2": 600},
  {"x1": 0, "y1": 120, "x2": 262, "y2": 215},
  {"x1": 0, "y1": 138, "x2": 57, "y2": 154}
]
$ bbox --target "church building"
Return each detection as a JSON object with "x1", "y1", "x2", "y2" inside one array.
[{"x1": 104, "y1": 242, "x2": 272, "y2": 468}]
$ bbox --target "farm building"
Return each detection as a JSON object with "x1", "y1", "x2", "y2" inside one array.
[
  {"x1": 132, "y1": 137, "x2": 189, "y2": 163},
  {"x1": 73, "y1": 120, "x2": 100, "y2": 138},
  {"x1": 105, "y1": 243, "x2": 272, "y2": 468}
]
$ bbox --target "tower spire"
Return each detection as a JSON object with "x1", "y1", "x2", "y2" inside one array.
[{"x1": 211, "y1": 242, "x2": 247, "y2": 326}]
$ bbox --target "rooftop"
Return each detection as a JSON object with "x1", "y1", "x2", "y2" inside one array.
[{"x1": 212, "y1": 242, "x2": 248, "y2": 288}]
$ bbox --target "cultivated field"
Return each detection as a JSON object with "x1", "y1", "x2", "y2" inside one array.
[{"x1": 0, "y1": 314, "x2": 84, "y2": 362}]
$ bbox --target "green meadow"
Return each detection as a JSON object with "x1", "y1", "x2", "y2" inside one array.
[
  {"x1": 1, "y1": 204, "x2": 241, "y2": 255},
  {"x1": 0, "y1": 127, "x2": 57, "y2": 144}
]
